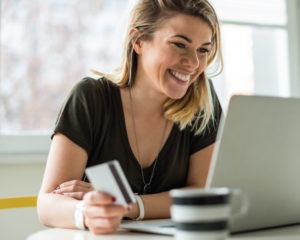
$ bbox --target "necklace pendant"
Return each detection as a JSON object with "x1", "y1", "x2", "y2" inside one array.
[{"x1": 143, "y1": 184, "x2": 150, "y2": 194}]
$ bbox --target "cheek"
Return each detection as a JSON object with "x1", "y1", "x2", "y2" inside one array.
[
  {"x1": 199, "y1": 55, "x2": 208, "y2": 70},
  {"x1": 149, "y1": 49, "x2": 179, "y2": 75},
  {"x1": 191, "y1": 55, "x2": 208, "y2": 83},
  {"x1": 157, "y1": 48, "x2": 178, "y2": 66}
]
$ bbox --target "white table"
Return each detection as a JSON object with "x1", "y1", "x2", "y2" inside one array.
[{"x1": 27, "y1": 224, "x2": 300, "y2": 240}]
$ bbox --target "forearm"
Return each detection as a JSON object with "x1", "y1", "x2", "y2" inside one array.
[
  {"x1": 125, "y1": 191, "x2": 172, "y2": 219},
  {"x1": 37, "y1": 193, "x2": 79, "y2": 229},
  {"x1": 125, "y1": 184, "x2": 202, "y2": 220}
]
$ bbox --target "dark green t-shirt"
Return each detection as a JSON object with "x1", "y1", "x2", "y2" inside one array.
[{"x1": 53, "y1": 77, "x2": 222, "y2": 194}]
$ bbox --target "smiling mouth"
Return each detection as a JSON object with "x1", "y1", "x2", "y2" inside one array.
[{"x1": 168, "y1": 69, "x2": 191, "y2": 82}]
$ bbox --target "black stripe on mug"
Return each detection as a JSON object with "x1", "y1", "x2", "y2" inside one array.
[
  {"x1": 172, "y1": 195, "x2": 230, "y2": 206},
  {"x1": 175, "y1": 220, "x2": 228, "y2": 231}
]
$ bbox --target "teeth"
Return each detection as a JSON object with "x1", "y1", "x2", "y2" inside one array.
[{"x1": 170, "y1": 70, "x2": 191, "y2": 82}]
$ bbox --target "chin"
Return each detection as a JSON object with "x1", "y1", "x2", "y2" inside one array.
[{"x1": 165, "y1": 88, "x2": 188, "y2": 100}]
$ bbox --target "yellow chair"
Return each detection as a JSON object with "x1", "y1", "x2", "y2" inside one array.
[{"x1": 0, "y1": 196, "x2": 37, "y2": 210}]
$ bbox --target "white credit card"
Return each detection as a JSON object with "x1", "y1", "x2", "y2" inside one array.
[{"x1": 85, "y1": 160, "x2": 136, "y2": 205}]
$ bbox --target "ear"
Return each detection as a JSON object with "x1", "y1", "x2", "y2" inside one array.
[{"x1": 129, "y1": 28, "x2": 143, "y2": 55}]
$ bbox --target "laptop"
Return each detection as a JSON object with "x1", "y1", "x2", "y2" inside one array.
[{"x1": 120, "y1": 95, "x2": 300, "y2": 235}]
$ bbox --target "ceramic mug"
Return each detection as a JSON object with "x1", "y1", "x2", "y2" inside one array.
[{"x1": 170, "y1": 187, "x2": 248, "y2": 240}]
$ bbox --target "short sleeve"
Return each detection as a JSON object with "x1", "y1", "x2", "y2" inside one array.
[
  {"x1": 52, "y1": 78, "x2": 102, "y2": 154},
  {"x1": 189, "y1": 80, "x2": 223, "y2": 155}
]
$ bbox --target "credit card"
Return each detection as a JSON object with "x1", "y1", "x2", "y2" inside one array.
[{"x1": 85, "y1": 160, "x2": 136, "y2": 205}]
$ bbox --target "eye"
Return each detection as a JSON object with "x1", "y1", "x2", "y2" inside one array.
[
  {"x1": 173, "y1": 42, "x2": 186, "y2": 49},
  {"x1": 198, "y1": 48, "x2": 209, "y2": 53}
]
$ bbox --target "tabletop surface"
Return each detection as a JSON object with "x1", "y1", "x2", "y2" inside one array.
[{"x1": 27, "y1": 224, "x2": 300, "y2": 240}]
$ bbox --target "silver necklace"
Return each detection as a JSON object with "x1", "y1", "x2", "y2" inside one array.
[{"x1": 129, "y1": 88, "x2": 168, "y2": 194}]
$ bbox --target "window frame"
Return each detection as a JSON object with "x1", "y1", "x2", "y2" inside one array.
[
  {"x1": 1, "y1": 0, "x2": 299, "y2": 163},
  {"x1": 286, "y1": 0, "x2": 300, "y2": 97},
  {"x1": 0, "y1": 134, "x2": 51, "y2": 163}
]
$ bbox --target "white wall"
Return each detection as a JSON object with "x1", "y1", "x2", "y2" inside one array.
[{"x1": 0, "y1": 144, "x2": 49, "y2": 240}]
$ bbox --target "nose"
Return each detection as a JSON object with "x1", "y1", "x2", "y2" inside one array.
[{"x1": 181, "y1": 50, "x2": 200, "y2": 70}]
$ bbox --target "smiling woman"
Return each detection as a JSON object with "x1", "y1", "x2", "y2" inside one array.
[
  {"x1": 37, "y1": 0, "x2": 224, "y2": 235},
  {"x1": 134, "y1": 14, "x2": 213, "y2": 100},
  {"x1": 1, "y1": 0, "x2": 299, "y2": 238}
]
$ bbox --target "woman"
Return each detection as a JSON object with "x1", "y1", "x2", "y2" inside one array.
[{"x1": 37, "y1": 0, "x2": 223, "y2": 235}]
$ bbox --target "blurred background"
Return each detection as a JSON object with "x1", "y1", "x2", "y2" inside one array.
[{"x1": 1, "y1": 0, "x2": 299, "y2": 133}]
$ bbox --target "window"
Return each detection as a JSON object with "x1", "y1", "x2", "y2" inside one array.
[
  {"x1": 210, "y1": 0, "x2": 291, "y2": 110},
  {"x1": 0, "y1": 0, "x2": 133, "y2": 132},
  {"x1": 0, "y1": 0, "x2": 299, "y2": 134}
]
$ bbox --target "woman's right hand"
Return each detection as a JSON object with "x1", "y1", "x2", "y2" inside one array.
[{"x1": 83, "y1": 191, "x2": 131, "y2": 234}]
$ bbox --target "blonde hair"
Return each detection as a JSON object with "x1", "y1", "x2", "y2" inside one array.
[{"x1": 93, "y1": 0, "x2": 223, "y2": 134}]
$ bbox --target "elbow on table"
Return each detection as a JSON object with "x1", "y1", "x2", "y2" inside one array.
[{"x1": 36, "y1": 193, "x2": 54, "y2": 228}]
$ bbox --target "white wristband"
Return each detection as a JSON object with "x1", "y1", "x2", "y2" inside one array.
[
  {"x1": 135, "y1": 195, "x2": 144, "y2": 220},
  {"x1": 73, "y1": 201, "x2": 86, "y2": 230}
]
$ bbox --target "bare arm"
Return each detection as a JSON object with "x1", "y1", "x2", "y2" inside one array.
[
  {"x1": 38, "y1": 133, "x2": 127, "y2": 234},
  {"x1": 38, "y1": 133, "x2": 88, "y2": 228},
  {"x1": 124, "y1": 143, "x2": 215, "y2": 219}
]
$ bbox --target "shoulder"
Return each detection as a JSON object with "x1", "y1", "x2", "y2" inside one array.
[
  {"x1": 73, "y1": 77, "x2": 118, "y2": 93},
  {"x1": 69, "y1": 77, "x2": 119, "y2": 100}
]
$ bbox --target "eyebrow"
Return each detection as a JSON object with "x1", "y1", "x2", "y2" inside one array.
[{"x1": 171, "y1": 34, "x2": 212, "y2": 46}]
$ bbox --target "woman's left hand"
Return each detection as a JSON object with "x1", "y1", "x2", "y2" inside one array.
[{"x1": 52, "y1": 180, "x2": 94, "y2": 200}]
